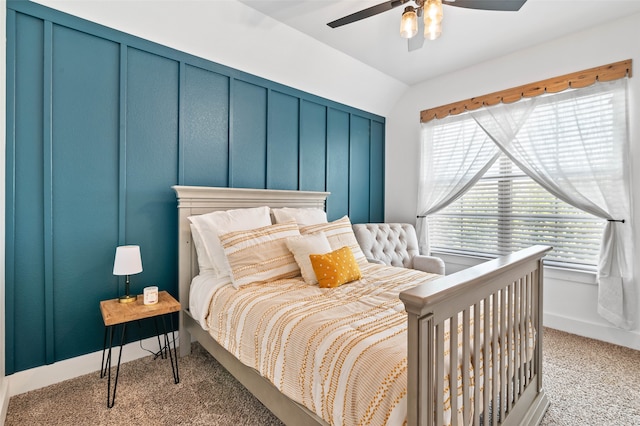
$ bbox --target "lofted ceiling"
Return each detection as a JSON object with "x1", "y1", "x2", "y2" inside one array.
[{"x1": 238, "y1": 0, "x2": 640, "y2": 86}]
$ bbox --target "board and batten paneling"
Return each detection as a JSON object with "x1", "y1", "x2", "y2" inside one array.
[
  {"x1": 182, "y1": 65, "x2": 230, "y2": 187},
  {"x1": 349, "y1": 115, "x2": 372, "y2": 224},
  {"x1": 300, "y1": 100, "x2": 328, "y2": 192},
  {"x1": 51, "y1": 24, "x2": 121, "y2": 362},
  {"x1": 326, "y1": 109, "x2": 351, "y2": 220},
  {"x1": 267, "y1": 91, "x2": 300, "y2": 190},
  {"x1": 5, "y1": 1, "x2": 385, "y2": 374}
]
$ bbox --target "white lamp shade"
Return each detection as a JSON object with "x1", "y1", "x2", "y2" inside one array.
[{"x1": 113, "y1": 245, "x2": 143, "y2": 276}]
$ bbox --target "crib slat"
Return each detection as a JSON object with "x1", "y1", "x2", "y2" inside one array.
[
  {"x1": 534, "y1": 268, "x2": 541, "y2": 381},
  {"x1": 531, "y1": 270, "x2": 537, "y2": 379},
  {"x1": 491, "y1": 292, "x2": 499, "y2": 425},
  {"x1": 514, "y1": 279, "x2": 522, "y2": 402},
  {"x1": 507, "y1": 282, "x2": 514, "y2": 412},
  {"x1": 473, "y1": 302, "x2": 481, "y2": 426},
  {"x1": 500, "y1": 285, "x2": 507, "y2": 422},
  {"x1": 450, "y1": 314, "x2": 459, "y2": 426},
  {"x1": 462, "y1": 308, "x2": 471, "y2": 425},
  {"x1": 520, "y1": 275, "x2": 527, "y2": 393},
  {"x1": 524, "y1": 272, "x2": 531, "y2": 385},
  {"x1": 436, "y1": 323, "x2": 445, "y2": 426},
  {"x1": 483, "y1": 297, "x2": 491, "y2": 425},
  {"x1": 534, "y1": 266, "x2": 544, "y2": 392},
  {"x1": 529, "y1": 272, "x2": 533, "y2": 380}
]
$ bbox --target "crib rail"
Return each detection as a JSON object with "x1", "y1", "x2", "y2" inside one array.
[{"x1": 400, "y1": 245, "x2": 552, "y2": 426}]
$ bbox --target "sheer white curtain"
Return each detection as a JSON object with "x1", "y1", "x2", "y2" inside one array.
[
  {"x1": 416, "y1": 115, "x2": 501, "y2": 254},
  {"x1": 470, "y1": 79, "x2": 634, "y2": 329},
  {"x1": 416, "y1": 101, "x2": 536, "y2": 254}
]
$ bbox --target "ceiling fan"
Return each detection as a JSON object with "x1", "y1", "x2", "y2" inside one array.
[{"x1": 327, "y1": 0, "x2": 527, "y2": 51}]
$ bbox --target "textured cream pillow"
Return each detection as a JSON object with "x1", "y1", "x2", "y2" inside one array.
[
  {"x1": 309, "y1": 246, "x2": 362, "y2": 288},
  {"x1": 188, "y1": 206, "x2": 271, "y2": 278},
  {"x1": 299, "y1": 216, "x2": 367, "y2": 266},
  {"x1": 272, "y1": 207, "x2": 328, "y2": 226},
  {"x1": 286, "y1": 232, "x2": 332, "y2": 285},
  {"x1": 219, "y1": 222, "x2": 301, "y2": 289}
]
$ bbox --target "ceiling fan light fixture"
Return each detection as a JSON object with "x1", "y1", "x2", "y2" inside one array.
[
  {"x1": 425, "y1": 0, "x2": 444, "y2": 23},
  {"x1": 326, "y1": 0, "x2": 526, "y2": 50},
  {"x1": 424, "y1": 16, "x2": 442, "y2": 40},
  {"x1": 400, "y1": 6, "x2": 418, "y2": 39}
]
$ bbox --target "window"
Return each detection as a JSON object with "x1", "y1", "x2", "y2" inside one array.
[
  {"x1": 425, "y1": 84, "x2": 624, "y2": 271},
  {"x1": 429, "y1": 153, "x2": 604, "y2": 270}
]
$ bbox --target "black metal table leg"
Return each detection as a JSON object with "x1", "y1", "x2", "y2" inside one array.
[
  {"x1": 160, "y1": 314, "x2": 179, "y2": 384},
  {"x1": 153, "y1": 317, "x2": 166, "y2": 360},
  {"x1": 169, "y1": 313, "x2": 179, "y2": 383},
  {"x1": 100, "y1": 326, "x2": 109, "y2": 379},
  {"x1": 104, "y1": 323, "x2": 127, "y2": 408}
]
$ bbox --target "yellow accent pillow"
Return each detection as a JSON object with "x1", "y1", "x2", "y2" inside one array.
[{"x1": 309, "y1": 246, "x2": 362, "y2": 289}]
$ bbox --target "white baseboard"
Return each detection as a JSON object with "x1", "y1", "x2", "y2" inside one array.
[
  {"x1": 7, "y1": 332, "x2": 180, "y2": 397},
  {"x1": 0, "y1": 377, "x2": 9, "y2": 426},
  {"x1": 544, "y1": 313, "x2": 640, "y2": 351}
]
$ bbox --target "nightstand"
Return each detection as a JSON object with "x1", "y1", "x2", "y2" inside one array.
[{"x1": 99, "y1": 290, "x2": 180, "y2": 408}]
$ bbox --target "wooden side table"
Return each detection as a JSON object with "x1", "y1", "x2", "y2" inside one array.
[{"x1": 99, "y1": 290, "x2": 180, "y2": 408}]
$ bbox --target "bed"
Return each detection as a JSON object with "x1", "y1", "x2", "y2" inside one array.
[{"x1": 173, "y1": 185, "x2": 551, "y2": 426}]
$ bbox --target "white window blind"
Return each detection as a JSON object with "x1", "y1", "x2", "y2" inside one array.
[{"x1": 427, "y1": 87, "x2": 621, "y2": 270}]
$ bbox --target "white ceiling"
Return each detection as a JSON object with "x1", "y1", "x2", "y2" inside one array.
[{"x1": 238, "y1": 0, "x2": 640, "y2": 86}]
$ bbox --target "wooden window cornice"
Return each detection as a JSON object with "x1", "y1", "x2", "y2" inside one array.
[{"x1": 420, "y1": 59, "x2": 632, "y2": 123}]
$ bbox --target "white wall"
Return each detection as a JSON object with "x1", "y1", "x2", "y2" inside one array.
[
  {"x1": 30, "y1": 0, "x2": 406, "y2": 118},
  {"x1": 386, "y1": 12, "x2": 640, "y2": 350}
]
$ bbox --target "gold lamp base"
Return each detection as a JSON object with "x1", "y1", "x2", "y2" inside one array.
[
  {"x1": 118, "y1": 275, "x2": 137, "y2": 303},
  {"x1": 118, "y1": 294, "x2": 137, "y2": 303}
]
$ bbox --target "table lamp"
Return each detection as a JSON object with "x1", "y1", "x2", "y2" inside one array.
[{"x1": 113, "y1": 245, "x2": 143, "y2": 303}]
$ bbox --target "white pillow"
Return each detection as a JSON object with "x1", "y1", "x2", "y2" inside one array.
[
  {"x1": 220, "y1": 222, "x2": 302, "y2": 289},
  {"x1": 299, "y1": 216, "x2": 367, "y2": 266},
  {"x1": 188, "y1": 206, "x2": 271, "y2": 278},
  {"x1": 272, "y1": 207, "x2": 328, "y2": 226},
  {"x1": 286, "y1": 232, "x2": 332, "y2": 285},
  {"x1": 190, "y1": 224, "x2": 214, "y2": 272}
]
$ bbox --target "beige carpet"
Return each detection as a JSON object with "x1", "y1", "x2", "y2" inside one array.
[{"x1": 5, "y1": 328, "x2": 640, "y2": 425}]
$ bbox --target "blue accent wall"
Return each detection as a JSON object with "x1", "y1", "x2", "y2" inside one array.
[{"x1": 5, "y1": 1, "x2": 385, "y2": 374}]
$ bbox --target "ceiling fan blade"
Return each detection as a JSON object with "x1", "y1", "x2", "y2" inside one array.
[
  {"x1": 442, "y1": 0, "x2": 527, "y2": 12},
  {"x1": 328, "y1": 0, "x2": 410, "y2": 28},
  {"x1": 408, "y1": 11, "x2": 425, "y2": 52}
]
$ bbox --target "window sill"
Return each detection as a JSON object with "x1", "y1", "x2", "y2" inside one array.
[
  {"x1": 431, "y1": 250, "x2": 597, "y2": 286},
  {"x1": 544, "y1": 265, "x2": 597, "y2": 285}
]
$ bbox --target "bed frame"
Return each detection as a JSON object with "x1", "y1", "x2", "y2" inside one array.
[{"x1": 173, "y1": 185, "x2": 552, "y2": 426}]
